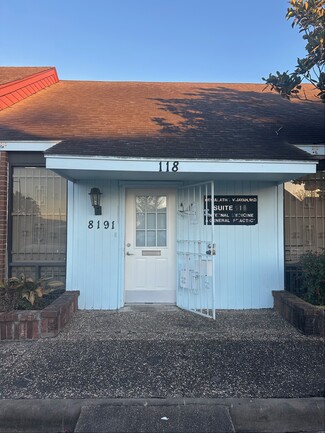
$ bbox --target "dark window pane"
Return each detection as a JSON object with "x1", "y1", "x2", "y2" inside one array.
[{"x1": 10, "y1": 167, "x2": 67, "y2": 282}]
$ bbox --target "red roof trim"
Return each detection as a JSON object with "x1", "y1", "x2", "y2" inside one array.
[{"x1": 0, "y1": 67, "x2": 59, "y2": 110}]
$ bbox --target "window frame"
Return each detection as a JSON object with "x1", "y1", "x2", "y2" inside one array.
[{"x1": 8, "y1": 152, "x2": 67, "y2": 280}]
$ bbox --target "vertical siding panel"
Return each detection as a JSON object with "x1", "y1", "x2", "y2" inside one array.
[
  {"x1": 79, "y1": 182, "x2": 91, "y2": 309},
  {"x1": 233, "y1": 183, "x2": 244, "y2": 309},
  {"x1": 213, "y1": 180, "x2": 281, "y2": 309},
  {"x1": 251, "y1": 186, "x2": 261, "y2": 308},
  {"x1": 117, "y1": 186, "x2": 125, "y2": 308},
  {"x1": 255, "y1": 182, "x2": 278, "y2": 308},
  {"x1": 66, "y1": 180, "x2": 120, "y2": 309},
  {"x1": 277, "y1": 185, "x2": 285, "y2": 292},
  {"x1": 104, "y1": 180, "x2": 119, "y2": 309},
  {"x1": 66, "y1": 181, "x2": 74, "y2": 292},
  {"x1": 215, "y1": 181, "x2": 229, "y2": 308}
]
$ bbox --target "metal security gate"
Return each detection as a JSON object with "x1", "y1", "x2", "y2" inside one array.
[{"x1": 176, "y1": 181, "x2": 216, "y2": 319}]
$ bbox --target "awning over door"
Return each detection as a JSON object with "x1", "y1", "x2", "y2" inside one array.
[{"x1": 45, "y1": 154, "x2": 317, "y2": 183}]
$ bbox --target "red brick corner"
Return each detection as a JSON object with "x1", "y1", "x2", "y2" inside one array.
[
  {"x1": 0, "y1": 151, "x2": 8, "y2": 282},
  {"x1": 273, "y1": 290, "x2": 325, "y2": 337},
  {"x1": 0, "y1": 290, "x2": 79, "y2": 340}
]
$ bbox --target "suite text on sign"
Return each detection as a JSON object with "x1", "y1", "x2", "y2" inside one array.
[{"x1": 204, "y1": 196, "x2": 258, "y2": 225}]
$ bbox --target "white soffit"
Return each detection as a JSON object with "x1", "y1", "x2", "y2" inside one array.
[
  {"x1": 45, "y1": 155, "x2": 317, "y2": 182},
  {"x1": 0, "y1": 141, "x2": 59, "y2": 152},
  {"x1": 295, "y1": 144, "x2": 325, "y2": 156}
]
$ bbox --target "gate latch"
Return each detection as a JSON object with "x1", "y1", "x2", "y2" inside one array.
[{"x1": 206, "y1": 244, "x2": 216, "y2": 255}]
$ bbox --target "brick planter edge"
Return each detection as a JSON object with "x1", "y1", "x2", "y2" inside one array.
[
  {"x1": 273, "y1": 290, "x2": 325, "y2": 337},
  {"x1": 0, "y1": 290, "x2": 80, "y2": 340}
]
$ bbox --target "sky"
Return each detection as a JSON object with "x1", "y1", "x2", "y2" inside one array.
[{"x1": 0, "y1": 0, "x2": 307, "y2": 83}]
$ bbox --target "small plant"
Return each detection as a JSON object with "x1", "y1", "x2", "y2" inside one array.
[
  {"x1": 0, "y1": 275, "x2": 64, "y2": 312},
  {"x1": 298, "y1": 249, "x2": 325, "y2": 306},
  {"x1": 0, "y1": 277, "x2": 20, "y2": 312}
]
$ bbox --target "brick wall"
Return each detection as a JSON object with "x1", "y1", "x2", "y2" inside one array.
[
  {"x1": 0, "y1": 152, "x2": 8, "y2": 281},
  {"x1": 0, "y1": 291, "x2": 79, "y2": 340},
  {"x1": 273, "y1": 290, "x2": 325, "y2": 337}
]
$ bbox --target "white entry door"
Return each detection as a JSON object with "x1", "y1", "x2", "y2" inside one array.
[{"x1": 124, "y1": 189, "x2": 176, "y2": 303}]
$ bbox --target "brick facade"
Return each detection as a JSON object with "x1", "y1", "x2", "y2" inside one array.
[
  {"x1": 0, "y1": 151, "x2": 8, "y2": 281},
  {"x1": 0, "y1": 291, "x2": 79, "y2": 340},
  {"x1": 273, "y1": 290, "x2": 325, "y2": 337}
]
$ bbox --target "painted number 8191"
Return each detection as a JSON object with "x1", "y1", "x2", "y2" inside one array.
[{"x1": 88, "y1": 220, "x2": 115, "y2": 230}]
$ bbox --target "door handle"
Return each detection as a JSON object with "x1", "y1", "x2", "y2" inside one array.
[{"x1": 126, "y1": 252, "x2": 134, "y2": 256}]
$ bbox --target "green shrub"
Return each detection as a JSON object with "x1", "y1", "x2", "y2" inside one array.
[
  {"x1": 298, "y1": 250, "x2": 325, "y2": 306},
  {"x1": 0, "y1": 275, "x2": 64, "y2": 312}
]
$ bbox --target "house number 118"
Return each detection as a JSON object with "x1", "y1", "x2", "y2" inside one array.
[{"x1": 159, "y1": 161, "x2": 179, "y2": 172}]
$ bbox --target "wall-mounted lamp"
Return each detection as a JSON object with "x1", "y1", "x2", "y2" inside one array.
[{"x1": 89, "y1": 187, "x2": 102, "y2": 215}]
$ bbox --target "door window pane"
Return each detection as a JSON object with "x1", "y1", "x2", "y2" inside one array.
[
  {"x1": 157, "y1": 197, "x2": 167, "y2": 212},
  {"x1": 135, "y1": 195, "x2": 167, "y2": 247},
  {"x1": 147, "y1": 230, "x2": 157, "y2": 246},
  {"x1": 157, "y1": 213, "x2": 166, "y2": 229},
  {"x1": 147, "y1": 213, "x2": 156, "y2": 229},
  {"x1": 146, "y1": 196, "x2": 157, "y2": 212},
  {"x1": 157, "y1": 230, "x2": 167, "y2": 246},
  {"x1": 136, "y1": 213, "x2": 145, "y2": 229},
  {"x1": 136, "y1": 230, "x2": 145, "y2": 247}
]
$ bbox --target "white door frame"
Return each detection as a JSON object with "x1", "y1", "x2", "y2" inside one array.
[{"x1": 124, "y1": 187, "x2": 177, "y2": 304}]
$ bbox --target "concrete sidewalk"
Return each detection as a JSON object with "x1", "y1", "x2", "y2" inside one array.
[
  {"x1": 0, "y1": 306, "x2": 324, "y2": 432},
  {"x1": 0, "y1": 397, "x2": 324, "y2": 432}
]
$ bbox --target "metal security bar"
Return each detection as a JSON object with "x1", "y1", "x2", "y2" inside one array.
[
  {"x1": 177, "y1": 181, "x2": 216, "y2": 319},
  {"x1": 9, "y1": 167, "x2": 67, "y2": 283},
  {"x1": 284, "y1": 170, "x2": 325, "y2": 291}
]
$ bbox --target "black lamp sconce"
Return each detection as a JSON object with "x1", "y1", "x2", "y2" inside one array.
[{"x1": 89, "y1": 187, "x2": 102, "y2": 215}]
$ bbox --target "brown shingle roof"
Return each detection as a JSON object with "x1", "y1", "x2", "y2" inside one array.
[
  {"x1": 0, "y1": 78, "x2": 324, "y2": 160},
  {"x1": 0, "y1": 67, "x2": 53, "y2": 85}
]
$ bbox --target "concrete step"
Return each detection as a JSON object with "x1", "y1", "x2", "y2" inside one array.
[{"x1": 74, "y1": 402, "x2": 235, "y2": 433}]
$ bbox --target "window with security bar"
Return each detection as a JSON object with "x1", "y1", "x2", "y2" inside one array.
[
  {"x1": 10, "y1": 166, "x2": 67, "y2": 282},
  {"x1": 284, "y1": 170, "x2": 325, "y2": 291},
  {"x1": 284, "y1": 171, "x2": 325, "y2": 262}
]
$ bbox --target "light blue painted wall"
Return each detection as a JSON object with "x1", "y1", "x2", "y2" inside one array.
[
  {"x1": 66, "y1": 180, "x2": 121, "y2": 309},
  {"x1": 66, "y1": 179, "x2": 284, "y2": 310},
  {"x1": 212, "y1": 181, "x2": 283, "y2": 308}
]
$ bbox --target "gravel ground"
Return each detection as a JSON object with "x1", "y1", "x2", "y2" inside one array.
[{"x1": 0, "y1": 307, "x2": 324, "y2": 399}]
